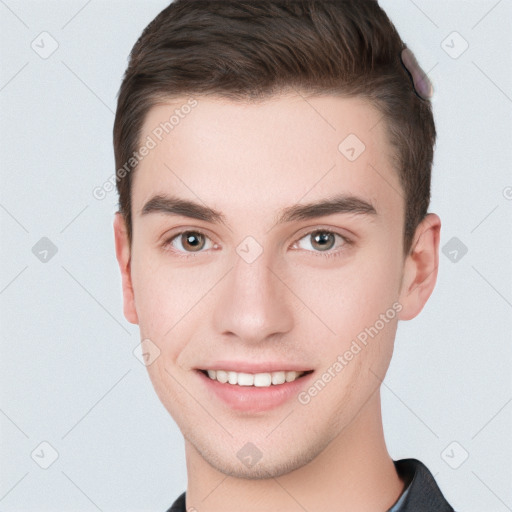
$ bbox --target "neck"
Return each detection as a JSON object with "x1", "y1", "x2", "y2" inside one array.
[{"x1": 184, "y1": 390, "x2": 405, "y2": 512}]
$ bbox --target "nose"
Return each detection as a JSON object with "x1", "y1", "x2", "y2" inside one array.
[{"x1": 211, "y1": 249, "x2": 294, "y2": 345}]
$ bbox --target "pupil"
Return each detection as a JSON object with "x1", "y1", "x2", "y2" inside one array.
[
  {"x1": 313, "y1": 231, "x2": 334, "y2": 251},
  {"x1": 183, "y1": 232, "x2": 204, "y2": 251}
]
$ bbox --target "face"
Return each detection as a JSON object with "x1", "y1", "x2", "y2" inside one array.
[{"x1": 114, "y1": 92, "x2": 437, "y2": 479}]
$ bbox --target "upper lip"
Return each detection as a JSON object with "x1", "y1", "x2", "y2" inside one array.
[{"x1": 196, "y1": 361, "x2": 314, "y2": 373}]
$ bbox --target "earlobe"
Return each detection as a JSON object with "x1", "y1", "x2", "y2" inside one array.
[
  {"x1": 113, "y1": 213, "x2": 139, "y2": 325},
  {"x1": 398, "y1": 213, "x2": 441, "y2": 321}
]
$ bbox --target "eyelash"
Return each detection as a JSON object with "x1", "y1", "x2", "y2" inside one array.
[{"x1": 162, "y1": 228, "x2": 353, "y2": 260}]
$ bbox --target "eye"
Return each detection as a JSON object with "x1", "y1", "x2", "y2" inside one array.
[
  {"x1": 162, "y1": 228, "x2": 352, "y2": 260},
  {"x1": 292, "y1": 229, "x2": 351, "y2": 258},
  {"x1": 163, "y1": 230, "x2": 215, "y2": 256}
]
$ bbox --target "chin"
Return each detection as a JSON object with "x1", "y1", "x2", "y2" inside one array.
[{"x1": 187, "y1": 427, "x2": 334, "y2": 480}]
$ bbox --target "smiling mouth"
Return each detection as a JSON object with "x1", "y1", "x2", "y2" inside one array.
[{"x1": 198, "y1": 369, "x2": 314, "y2": 387}]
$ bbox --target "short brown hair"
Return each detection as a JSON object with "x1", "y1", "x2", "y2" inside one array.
[{"x1": 113, "y1": 0, "x2": 436, "y2": 255}]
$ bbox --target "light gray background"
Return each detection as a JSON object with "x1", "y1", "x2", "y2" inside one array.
[{"x1": 1, "y1": 1, "x2": 511, "y2": 511}]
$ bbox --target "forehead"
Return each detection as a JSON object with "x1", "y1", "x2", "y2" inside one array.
[{"x1": 132, "y1": 93, "x2": 402, "y2": 225}]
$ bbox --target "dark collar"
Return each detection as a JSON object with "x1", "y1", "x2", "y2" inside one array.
[
  {"x1": 391, "y1": 458, "x2": 454, "y2": 511},
  {"x1": 166, "y1": 458, "x2": 455, "y2": 512},
  {"x1": 166, "y1": 491, "x2": 185, "y2": 512}
]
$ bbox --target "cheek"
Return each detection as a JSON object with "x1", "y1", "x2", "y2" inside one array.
[
  {"x1": 130, "y1": 249, "x2": 225, "y2": 355},
  {"x1": 292, "y1": 255, "x2": 401, "y2": 347},
  {"x1": 130, "y1": 251, "x2": 185, "y2": 349}
]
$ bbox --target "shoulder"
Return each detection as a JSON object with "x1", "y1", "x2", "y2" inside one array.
[
  {"x1": 164, "y1": 490, "x2": 186, "y2": 512},
  {"x1": 165, "y1": 460, "x2": 456, "y2": 512},
  {"x1": 393, "y1": 458, "x2": 455, "y2": 511}
]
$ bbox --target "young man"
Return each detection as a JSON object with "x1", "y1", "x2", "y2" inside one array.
[{"x1": 113, "y1": 1, "x2": 454, "y2": 510}]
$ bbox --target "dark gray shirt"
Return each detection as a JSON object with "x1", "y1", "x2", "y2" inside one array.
[{"x1": 166, "y1": 458, "x2": 455, "y2": 511}]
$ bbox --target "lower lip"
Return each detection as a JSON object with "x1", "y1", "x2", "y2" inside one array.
[{"x1": 196, "y1": 370, "x2": 314, "y2": 413}]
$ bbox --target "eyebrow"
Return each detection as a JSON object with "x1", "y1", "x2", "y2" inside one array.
[{"x1": 140, "y1": 193, "x2": 377, "y2": 227}]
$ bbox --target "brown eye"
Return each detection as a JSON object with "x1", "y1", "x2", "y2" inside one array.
[
  {"x1": 180, "y1": 231, "x2": 206, "y2": 252},
  {"x1": 164, "y1": 230, "x2": 214, "y2": 256},
  {"x1": 293, "y1": 229, "x2": 350, "y2": 258}
]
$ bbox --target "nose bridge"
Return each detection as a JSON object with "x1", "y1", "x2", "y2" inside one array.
[{"x1": 212, "y1": 245, "x2": 293, "y2": 342}]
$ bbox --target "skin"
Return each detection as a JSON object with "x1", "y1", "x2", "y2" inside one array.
[{"x1": 114, "y1": 91, "x2": 441, "y2": 512}]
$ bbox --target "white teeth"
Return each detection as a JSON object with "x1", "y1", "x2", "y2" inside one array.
[
  {"x1": 285, "y1": 371, "x2": 297, "y2": 382},
  {"x1": 254, "y1": 373, "x2": 272, "y2": 387},
  {"x1": 203, "y1": 369, "x2": 307, "y2": 387},
  {"x1": 216, "y1": 370, "x2": 228, "y2": 383},
  {"x1": 271, "y1": 371, "x2": 286, "y2": 385},
  {"x1": 237, "y1": 373, "x2": 254, "y2": 386}
]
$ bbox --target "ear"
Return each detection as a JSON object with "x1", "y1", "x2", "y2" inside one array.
[
  {"x1": 398, "y1": 213, "x2": 441, "y2": 321},
  {"x1": 113, "y1": 212, "x2": 139, "y2": 325}
]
